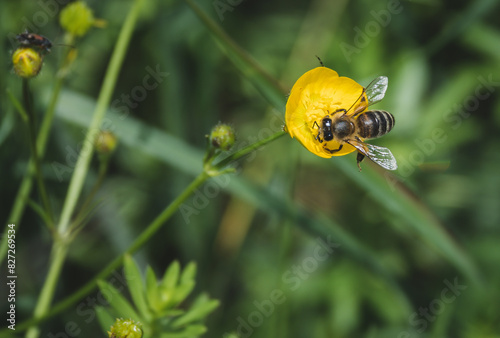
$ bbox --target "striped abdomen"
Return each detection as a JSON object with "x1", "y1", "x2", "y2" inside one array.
[{"x1": 356, "y1": 110, "x2": 395, "y2": 139}]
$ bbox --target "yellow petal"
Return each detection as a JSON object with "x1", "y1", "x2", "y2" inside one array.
[{"x1": 285, "y1": 67, "x2": 367, "y2": 158}]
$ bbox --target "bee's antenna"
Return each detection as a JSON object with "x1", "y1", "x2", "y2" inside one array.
[{"x1": 315, "y1": 55, "x2": 325, "y2": 67}]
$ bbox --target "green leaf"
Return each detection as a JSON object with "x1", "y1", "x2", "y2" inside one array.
[
  {"x1": 95, "y1": 305, "x2": 115, "y2": 334},
  {"x1": 179, "y1": 262, "x2": 196, "y2": 285},
  {"x1": 170, "y1": 294, "x2": 219, "y2": 329},
  {"x1": 163, "y1": 309, "x2": 185, "y2": 317},
  {"x1": 161, "y1": 260, "x2": 180, "y2": 290},
  {"x1": 171, "y1": 281, "x2": 195, "y2": 306},
  {"x1": 97, "y1": 280, "x2": 140, "y2": 320},
  {"x1": 145, "y1": 266, "x2": 160, "y2": 311},
  {"x1": 124, "y1": 255, "x2": 151, "y2": 321},
  {"x1": 159, "y1": 324, "x2": 207, "y2": 338},
  {"x1": 54, "y1": 89, "x2": 203, "y2": 176},
  {"x1": 170, "y1": 262, "x2": 197, "y2": 305}
]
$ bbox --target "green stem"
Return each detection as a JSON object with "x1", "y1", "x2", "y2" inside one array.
[
  {"x1": 71, "y1": 155, "x2": 110, "y2": 229},
  {"x1": 25, "y1": 243, "x2": 68, "y2": 338},
  {"x1": 57, "y1": 0, "x2": 144, "y2": 234},
  {"x1": 129, "y1": 172, "x2": 209, "y2": 254},
  {"x1": 10, "y1": 172, "x2": 210, "y2": 335},
  {"x1": 214, "y1": 130, "x2": 287, "y2": 169},
  {"x1": 6, "y1": 88, "x2": 28, "y2": 122},
  {"x1": 7, "y1": 128, "x2": 287, "y2": 335},
  {"x1": 0, "y1": 50, "x2": 68, "y2": 266},
  {"x1": 23, "y1": 79, "x2": 54, "y2": 228},
  {"x1": 23, "y1": 1, "x2": 144, "y2": 337}
]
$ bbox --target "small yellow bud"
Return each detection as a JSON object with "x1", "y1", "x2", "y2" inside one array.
[
  {"x1": 12, "y1": 47, "x2": 43, "y2": 79},
  {"x1": 95, "y1": 130, "x2": 118, "y2": 155},
  {"x1": 210, "y1": 124, "x2": 235, "y2": 151},
  {"x1": 108, "y1": 318, "x2": 142, "y2": 338},
  {"x1": 60, "y1": 1, "x2": 97, "y2": 37}
]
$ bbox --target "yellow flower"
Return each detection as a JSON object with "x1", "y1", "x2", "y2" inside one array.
[
  {"x1": 285, "y1": 67, "x2": 368, "y2": 158},
  {"x1": 12, "y1": 47, "x2": 43, "y2": 78}
]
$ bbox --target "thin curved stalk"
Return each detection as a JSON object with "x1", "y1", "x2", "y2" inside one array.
[
  {"x1": 9, "y1": 123, "x2": 288, "y2": 335},
  {"x1": 23, "y1": 79, "x2": 54, "y2": 229},
  {"x1": 0, "y1": 48, "x2": 68, "y2": 266},
  {"x1": 57, "y1": 0, "x2": 145, "y2": 234},
  {"x1": 24, "y1": 1, "x2": 145, "y2": 337}
]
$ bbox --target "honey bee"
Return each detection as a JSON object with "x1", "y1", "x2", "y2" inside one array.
[{"x1": 313, "y1": 76, "x2": 397, "y2": 171}]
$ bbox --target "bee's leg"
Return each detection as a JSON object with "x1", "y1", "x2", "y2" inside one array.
[
  {"x1": 352, "y1": 96, "x2": 368, "y2": 118},
  {"x1": 324, "y1": 144, "x2": 343, "y2": 154},
  {"x1": 333, "y1": 108, "x2": 347, "y2": 116},
  {"x1": 356, "y1": 152, "x2": 365, "y2": 171},
  {"x1": 312, "y1": 121, "x2": 322, "y2": 143}
]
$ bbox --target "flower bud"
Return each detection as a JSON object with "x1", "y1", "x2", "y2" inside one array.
[
  {"x1": 95, "y1": 130, "x2": 118, "y2": 155},
  {"x1": 60, "y1": 1, "x2": 98, "y2": 37},
  {"x1": 108, "y1": 318, "x2": 142, "y2": 338},
  {"x1": 12, "y1": 47, "x2": 43, "y2": 78},
  {"x1": 209, "y1": 124, "x2": 235, "y2": 151}
]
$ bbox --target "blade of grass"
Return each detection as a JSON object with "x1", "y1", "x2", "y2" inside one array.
[
  {"x1": 425, "y1": 0, "x2": 498, "y2": 56},
  {"x1": 54, "y1": 90, "x2": 407, "y2": 291},
  {"x1": 53, "y1": 89, "x2": 203, "y2": 176},
  {"x1": 462, "y1": 23, "x2": 500, "y2": 61},
  {"x1": 183, "y1": 0, "x2": 286, "y2": 111},
  {"x1": 417, "y1": 69, "x2": 483, "y2": 138},
  {"x1": 56, "y1": 89, "x2": 478, "y2": 285},
  {"x1": 0, "y1": 88, "x2": 411, "y2": 336},
  {"x1": 334, "y1": 156, "x2": 481, "y2": 285},
  {"x1": 182, "y1": 0, "x2": 480, "y2": 284}
]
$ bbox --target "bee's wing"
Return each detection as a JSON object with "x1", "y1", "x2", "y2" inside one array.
[
  {"x1": 365, "y1": 76, "x2": 388, "y2": 106},
  {"x1": 346, "y1": 137, "x2": 398, "y2": 171},
  {"x1": 346, "y1": 76, "x2": 388, "y2": 117}
]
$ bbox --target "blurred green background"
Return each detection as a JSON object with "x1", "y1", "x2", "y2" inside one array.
[{"x1": 1, "y1": 0, "x2": 500, "y2": 337}]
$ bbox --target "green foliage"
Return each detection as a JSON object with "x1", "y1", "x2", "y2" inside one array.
[
  {"x1": 108, "y1": 318, "x2": 143, "y2": 338},
  {"x1": 96, "y1": 256, "x2": 218, "y2": 338},
  {"x1": 1, "y1": 0, "x2": 500, "y2": 337}
]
